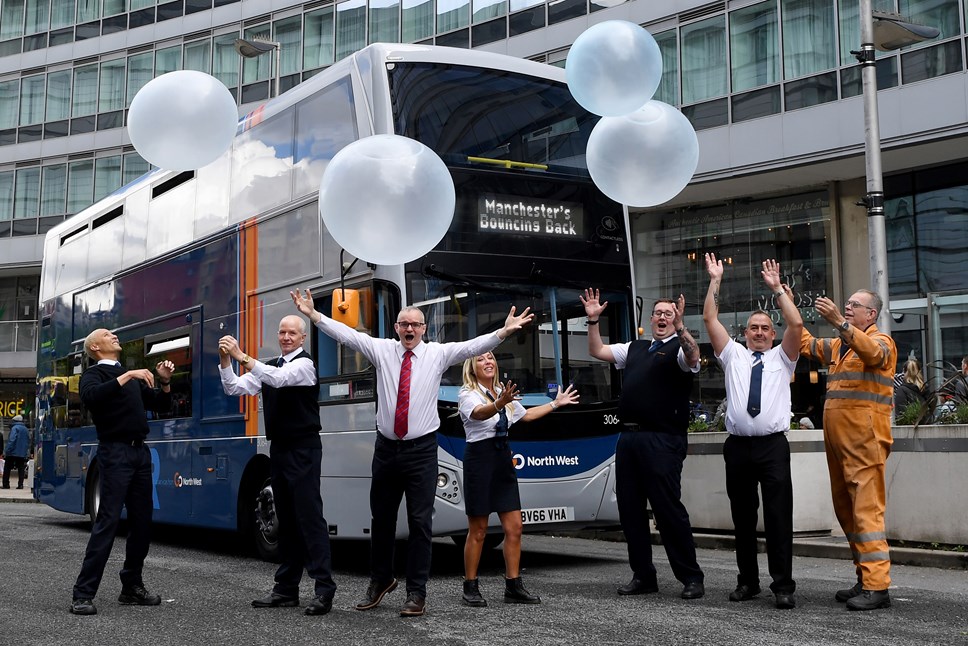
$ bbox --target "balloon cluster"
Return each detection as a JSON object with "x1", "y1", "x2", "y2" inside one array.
[{"x1": 566, "y1": 21, "x2": 699, "y2": 207}]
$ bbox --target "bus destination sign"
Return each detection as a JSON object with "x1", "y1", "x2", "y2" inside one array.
[{"x1": 478, "y1": 194, "x2": 583, "y2": 238}]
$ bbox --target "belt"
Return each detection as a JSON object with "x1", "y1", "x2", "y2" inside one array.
[
  {"x1": 727, "y1": 432, "x2": 786, "y2": 440},
  {"x1": 376, "y1": 431, "x2": 437, "y2": 450}
]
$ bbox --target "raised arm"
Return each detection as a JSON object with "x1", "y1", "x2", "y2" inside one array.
[
  {"x1": 761, "y1": 260, "x2": 802, "y2": 361},
  {"x1": 702, "y1": 253, "x2": 731, "y2": 355},
  {"x1": 673, "y1": 294, "x2": 700, "y2": 369},
  {"x1": 291, "y1": 288, "x2": 380, "y2": 362},
  {"x1": 497, "y1": 306, "x2": 534, "y2": 340},
  {"x1": 579, "y1": 288, "x2": 615, "y2": 363}
]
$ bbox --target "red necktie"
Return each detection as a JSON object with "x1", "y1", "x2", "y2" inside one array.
[{"x1": 394, "y1": 350, "x2": 414, "y2": 439}]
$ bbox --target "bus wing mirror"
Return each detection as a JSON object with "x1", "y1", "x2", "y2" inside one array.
[{"x1": 332, "y1": 289, "x2": 360, "y2": 328}]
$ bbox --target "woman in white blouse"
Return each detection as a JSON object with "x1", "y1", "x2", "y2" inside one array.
[{"x1": 457, "y1": 351, "x2": 578, "y2": 608}]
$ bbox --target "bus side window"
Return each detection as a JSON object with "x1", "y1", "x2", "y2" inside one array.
[{"x1": 144, "y1": 332, "x2": 193, "y2": 419}]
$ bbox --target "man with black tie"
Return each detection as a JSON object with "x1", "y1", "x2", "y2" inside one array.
[
  {"x1": 580, "y1": 289, "x2": 705, "y2": 600},
  {"x1": 218, "y1": 315, "x2": 337, "y2": 616},
  {"x1": 703, "y1": 255, "x2": 800, "y2": 609},
  {"x1": 292, "y1": 288, "x2": 533, "y2": 617},
  {"x1": 70, "y1": 328, "x2": 174, "y2": 616}
]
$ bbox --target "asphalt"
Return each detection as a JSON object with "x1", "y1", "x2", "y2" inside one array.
[{"x1": 6, "y1": 485, "x2": 965, "y2": 571}]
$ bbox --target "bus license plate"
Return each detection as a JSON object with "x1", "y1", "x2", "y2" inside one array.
[{"x1": 521, "y1": 506, "x2": 575, "y2": 525}]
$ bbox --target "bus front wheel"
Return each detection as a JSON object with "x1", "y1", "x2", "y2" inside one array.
[{"x1": 245, "y1": 476, "x2": 282, "y2": 563}]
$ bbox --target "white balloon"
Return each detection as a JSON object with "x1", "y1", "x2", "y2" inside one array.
[
  {"x1": 128, "y1": 71, "x2": 239, "y2": 172},
  {"x1": 318, "y1": 135, "x2": 456, "y2": 266},
  {"x1": 586, "y1": 101, "x2": 699, "y2": 207},
  {"x1": 566, "y1": 20, "x2": 663, "y2": 117}
]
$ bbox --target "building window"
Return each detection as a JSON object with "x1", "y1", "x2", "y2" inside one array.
[
  {"x1": 184, "y1": 38, "x2": 212, "y2": 73},
  {"x1": 49, "y1": 0, "x2": 73, "y2": 29},
  {"x1": 41, "y1": 163, "x2": 67, "y2": 216},
  {"x1": 730, "y1": 1, "x2": 779, "y2": 92},
  {"x1": 126, "y1": 52, "x2": 154, "y2": 106},
  {"x1": 654, "y1": 29, "x2": 679, "y2": 106},
  {"x1": 0, "y1": 0, "x2": 26, "y2": 40},
  {"x1": 305, "y1": 6, "x2": 335, "y2": 70},
  {"x1": 0, "y1": 79, "x2": 18, "y2": 129},
  {"x1": 473, "y1": 0, "x2": 506, "y2": 23},
  {"x1": 19, "y1": 74, "x2": 45, "y2": 125},
  {"x1": 336, "y1": 0, "x2": 366, "y2": 61},
  {"x1": 681, "y1": 15, "x2": 727, "y2": 104},
  {"x1": 94, "y1": 155, "x2": 121, "y2": 202},
  {"x1": 274, "y1": 15, "x2": 304, "y2": 74},
  {"x1": 369, "y1": 0, "x2": 400, "y2": 43},
  {"x1": 402, "y1": 0, "x2": 433, "y2": 42},
  {"x1": 25, "y1": 0, "x2": 50, "y2": 34},
  {"x1": 437, "y1": 0, "x2": 470, "y2": 33},
  {"x1": 213, "y1": 33, "x2": 240, "y2": 90},
  {"x1": 71, "y1": 63, "x2": 98, "y2": 117},
  {"x1": 241, "y1": 24, "x2": 272, "y2": 84},
  {"x1": 46, "y1": 69, "x2": 71, "y2": 121},
  {"x1": 781, "y1": 0, "x2": 836, "y2": 80},
  {"x1": 155, "y1": 44, "x2": 182, "y2": 76},
  {"x1": 14, "y1": 167, "x2": 40, "y2": 219},
  {"x1": 66, "y1": 159, "x2": 94, "y2": 214},
  {"x1": 99, "y1": 59, "x2": 126, "y2": 113}
]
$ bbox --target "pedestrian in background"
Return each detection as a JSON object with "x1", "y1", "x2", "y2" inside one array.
[{"x1": 3, "y1": 414, "x2": 29, "y2": 490}]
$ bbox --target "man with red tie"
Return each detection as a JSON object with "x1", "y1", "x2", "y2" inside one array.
[{"x1": 292, "y1": 289, "x2": 533, "y2": 617}]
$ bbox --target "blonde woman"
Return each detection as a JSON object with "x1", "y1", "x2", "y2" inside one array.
[{"x1": 457, "y1": 352, "x2": 578, "y2": 607}]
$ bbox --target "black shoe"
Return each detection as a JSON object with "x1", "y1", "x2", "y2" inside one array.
[
  {"x1": 834, "y1": 581, "x2": 863, "y2": 602},
  {"x1": 118, "y1": 585, "x2": 161, "y2": 606},
  {"x1": 304, "y1": 595, "x2": 333, "y2": 616},
  {"x1": 462, "y1": 579, "x2": 487, "y2": 607},
  {"x1": 251, "y1": 591, "x2": 299, "y2": 608},
  {"x1": 400, "y1": 592, "x2": 426, "y2": 617},
  {"x1": 774, "y1": 592, "x2": 797, "y2": 609},
  {"x1": 355, "y1": 579, "x2": 398, "y2": 611},
  {"x1": 70, "y1": 598, "x2": 97, "y2": 615},
  {"x1": 681, "y1": 581, "x2": 705, "y2": 600},
  {"x1": 728, "y1": 584, "x2": 761, "y2": 602},
  {"x1": 504, "y1": 577, "x2": 541, "y2": 604},
  {"x1": 617, "y1": 577, "x2": 659, "y2": 596},
  {"x1": 846, "y1": 589, "x2": 891, "y2": 611}
]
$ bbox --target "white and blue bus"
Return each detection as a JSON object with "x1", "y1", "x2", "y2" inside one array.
[{"x1": 34, "y1": 44, "x2": 636, "y2": 560}]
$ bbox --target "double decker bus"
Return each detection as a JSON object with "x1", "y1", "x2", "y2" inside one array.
[{"x1": 34, "y1": 44, "x2": 636, "y2": 560}]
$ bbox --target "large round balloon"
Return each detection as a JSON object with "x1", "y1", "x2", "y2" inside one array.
[
  {"x1": 127, "y1": 71, "x2": 238, "y2": 172},
  {"x1": 566, "y1": 20, "x2": 663, "y2": 117},
  {"x1": 318, "y1": 134, "x2": 455, "y2": 266},
  {"x1": 586, "y1": 100, "x2": 699, "y2": 207}
]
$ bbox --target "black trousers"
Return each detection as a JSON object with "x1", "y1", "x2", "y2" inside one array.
[
  {"x1": 269, "y1": 443, "x2": 337, "y2": 599},
  {"x1": 73, "y1": 442, "x2": 153, "y2": 599},
  {"x1": 615, "y1": 430, "x2": 703, "y2": 585},
  {"x1": 369, "y1": 432, "x2": 437, "y2": 597},
  {"x1": 2, "y1": 456, "x2": 27, "y2": 488},
  {"x1": 723, "y1": 432, "x2": 795, "y2": 594}
]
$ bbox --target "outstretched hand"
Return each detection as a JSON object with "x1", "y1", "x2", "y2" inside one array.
[
  {"x1": 761, "y1": 259, "x2": 782, "y2": 291},
  {"x1": 290, "y1": 288, "x2": 316, "y2": 319},
  {"x1": 500, "y1": 306, "x2": 534, "y2": 338},
  {"x1": 705, "y1": 253, "x2": 723, "y2": 281},
  {"x1": 580, "y1": 288, "x2": 607, "y2": 319},
  {"x1": 553, "y1": 384, "x2": 580, "y2": 409},
  {"x1": 495, "y1": 380, "x2": 520, "y2": 407}
]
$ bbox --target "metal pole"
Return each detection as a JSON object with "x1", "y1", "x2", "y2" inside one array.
[
  {"x1": 273, "y1": 44, "x2": 281, "y2": 99},
  {"x1": 859, "y1": 0, "x2": 892, "y2": 334}
]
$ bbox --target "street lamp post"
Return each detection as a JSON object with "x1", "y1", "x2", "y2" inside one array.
[
  {"x1": 854, "y1": 5, "x2": 939, "y2": 334},
  {"x1": 234, "y1": 38, "x2": 282, "y2": 99}
]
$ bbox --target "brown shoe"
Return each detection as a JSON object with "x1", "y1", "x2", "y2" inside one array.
[
  {"x1": 400, "y1": 593, "x2": 426, "y2": 617},
  {"x1": 355, "y1": 579, "x2": 398, "y2": 611}
]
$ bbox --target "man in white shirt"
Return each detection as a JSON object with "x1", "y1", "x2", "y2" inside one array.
[
  {"x1": 219, "y1": 315, "x2": 337, "y2": 617},
  {"x1": 292, "y1": 288, "x2": 533, "y2": 617},
  {"x1": 703, "y1": 255, "x2": 802, "y2": 610}
]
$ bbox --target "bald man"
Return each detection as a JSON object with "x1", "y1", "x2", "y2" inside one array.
[{"x1": 219, "y1": 315, "x2": 337, "y2": 616}]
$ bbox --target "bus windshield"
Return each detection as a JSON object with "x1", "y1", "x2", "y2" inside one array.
[
  {"x1": 388, "y1": 62, "x2": 597, "y2": 177},
  {"x1": 410, "y1": 281, "x2": 629, "y2": 406}
]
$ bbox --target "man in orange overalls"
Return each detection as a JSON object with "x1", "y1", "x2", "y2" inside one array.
[{"x1": 800, "y1": 289, "x2": 896, "y2": 611}]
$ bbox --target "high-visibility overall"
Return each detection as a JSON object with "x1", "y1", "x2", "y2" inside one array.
[{"x1": 800, "y1": 324, "x2": 896, "y2": 591}]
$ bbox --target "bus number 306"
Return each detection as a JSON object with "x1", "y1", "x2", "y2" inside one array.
[{"x1": 604, "y1": 414, "x2": 620, "y2": 425}]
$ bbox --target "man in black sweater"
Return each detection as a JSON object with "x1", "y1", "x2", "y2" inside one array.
[
  {"x1": 218, "y1": 315, "x2": 337, "y2": 616},
  {"x1": 581, "y1": 289, "x2": 705, "y2": 600},
  {"x1": 70, "y1": 328, "x2": 174, "y2": 616}
]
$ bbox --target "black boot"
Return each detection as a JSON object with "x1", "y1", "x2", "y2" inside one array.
[
  {"x1": 504, "y1": 577, "x2": 541, "y2": 604},
  {"x1": 462, "y1": 579, "x2": 487, "y2": 607}
]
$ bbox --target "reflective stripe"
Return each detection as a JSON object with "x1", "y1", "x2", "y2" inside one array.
[
  {"x1": 826, "y1": 390, "x2": 893, "y2": 406},
  {"x1": 847, "y1": 531, "x2": 887, "y2": 543},
  {"x1": 856, "y1": 550, "x2": 891, "y2": 563},
  {"x1": 876, "y1": 341, "x2": 891, "y2": 369},
  {"x1": 827, "y1": 372, "x2": 895, "y2": 387}
]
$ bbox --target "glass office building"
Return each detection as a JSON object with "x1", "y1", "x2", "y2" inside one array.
[{"x1": 2, "y1": 0, "x2": 968, "y2": 422}]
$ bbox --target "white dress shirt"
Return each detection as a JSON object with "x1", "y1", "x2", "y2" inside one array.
[
  {"x1": 314, "y1": 314, "x2": 503, "y2": 440},
  {"x1": 219, "y1": 346, "x2": 317, "y2": 396},
  {"x1": 458, "y1": 385, "x2": 527, "y2": 443},
  {"x1": 608, "y1": 334, "x2": 699, "y2": 374},
  {"x1": 717, "y1": 339, "x2": 796, "y2": 436}
]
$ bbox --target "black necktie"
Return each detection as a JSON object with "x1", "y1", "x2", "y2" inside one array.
[
  {"x1": 273, "y1": 357, "x2": 285, "y2": 367},
  {"x1": 747, "y1": 351, "x2": 763, "y2": 417},
  {"x1": 483, "y1": 390, "x2": 509, "y2": 444},
  {"x1": 649, "y1": 340, "x2": 662, "y2": 353}
]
